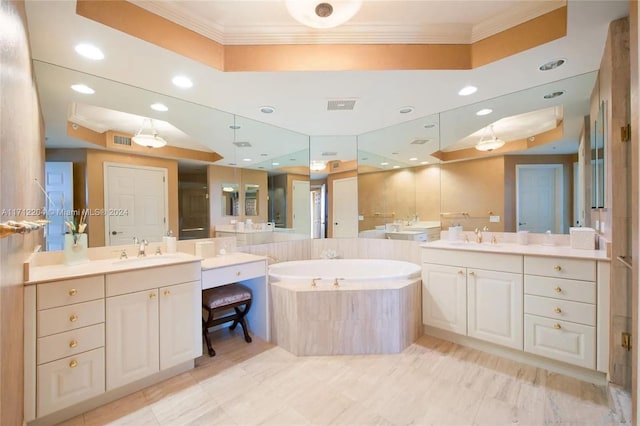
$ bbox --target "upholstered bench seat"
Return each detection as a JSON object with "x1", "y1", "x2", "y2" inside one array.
[{"x1": 202, "y1": 283, "x2": 253, "y2": 357}]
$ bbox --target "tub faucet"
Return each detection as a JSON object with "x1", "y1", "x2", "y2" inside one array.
[
  {"x1": 311, "y1": 277, "x2": 321, "y2": 288},
  {"x1": 138, "y1": 239, "x2": 148, "y2": 257},
  {"x1": 333, "y1": 278, "x2": 344, "y2": 288}
]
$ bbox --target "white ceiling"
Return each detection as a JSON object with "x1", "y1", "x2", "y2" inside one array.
[{"x1": 25, "y1": 0, "x2": 629, "y2": 169}]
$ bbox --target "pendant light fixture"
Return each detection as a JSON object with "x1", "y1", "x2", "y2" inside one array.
[
  {"x1": 475, "y1": 125, "x2": 505, "y2": 152},
  {"x1": 132, "y1": 118, "x2": 167, "y2": 148}
]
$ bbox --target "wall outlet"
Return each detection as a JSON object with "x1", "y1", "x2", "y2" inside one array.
[
  {"x1": 358, "y1": 215, "x2": 364, "y2": 221},
  {"x1": 600, "y1": 221, "x2": 605, "y2": 233},
  {"x1": 489, "y1": 215, "x2": 500, "y2": 223}
]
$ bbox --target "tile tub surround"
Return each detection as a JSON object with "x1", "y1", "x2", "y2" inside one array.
[{"x1": 271, "y1": 278, "x2": 421, "y2": 356}]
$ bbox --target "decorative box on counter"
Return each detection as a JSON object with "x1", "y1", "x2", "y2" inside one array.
[{"x1": 569, "y1": 227, "x2": 596, "y2": 250}]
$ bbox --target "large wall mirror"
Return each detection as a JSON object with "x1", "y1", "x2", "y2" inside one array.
[{"x1": 36, "y1": 56, "x2": 598, "y2": 250}]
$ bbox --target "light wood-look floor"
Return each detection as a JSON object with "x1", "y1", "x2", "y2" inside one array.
[{"x1": 59, "y1": 330, "x2": 631, "y2": 425}]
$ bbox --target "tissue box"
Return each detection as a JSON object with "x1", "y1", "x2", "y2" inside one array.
[{"x1": 570, "y1": 227, "x2": 595, "y2": 250}]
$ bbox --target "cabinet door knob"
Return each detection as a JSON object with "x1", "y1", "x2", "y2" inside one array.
[
  {"x1": 68, "y1": 288, "x2": 77, "y2": 296},
  {"x1": 553, "y1": 323, "x2": 561, "y2": 329},
  {"x1": 164, "y1": 290, "x2": 171, "y2": 296},
  {"x1": 236, "y1": 271, "x2": 241, "y2": 276},
  {"x1": 554, "y1": 308, "x2": 562, "y2": 314},
  {"x1": 469, "y1": 271, "x2": 475, "y2": 276},
  {"x1": 69, "y1": 314, "x2": 78, "y2": 322},
  {"x1": 69, "y1": 340, "x2": 78, "y2": 348},
  {"x1": 458, "y1": 270, "x2": 464, "y2": 275},
  {"x1": 554, "y1": 265, "x2": 562, "y2": 271},
  {"x1": 554, "y1": 287, "x2": 562, "y2": 293},
  {"x1": 69, "y1": 359, "x2": 78, "y2": 368},
  {"x1": 149, "y1": 293, "x2": 156, "y2": 299}
]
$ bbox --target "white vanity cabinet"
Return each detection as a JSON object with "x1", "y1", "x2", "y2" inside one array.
[
  {"x1": 32, "y1": 276, "x2": 106, "y2": 417},
  {"x1": 421, "y1": 263, "x2": 467, "y2": 334},
  {"x1": 105, "y1": 263, "x2": 202, "y2": 390},
  {"x1": 422, "y1": 249, "x2": 523, "y2": 349},
  {"x1": 523, "y1": 256, "x2": 598, "y2": 369}
]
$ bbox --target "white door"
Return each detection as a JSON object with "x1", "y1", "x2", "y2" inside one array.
[
  {"x1": 159, "y1": 281, "x2": 201, "y2": 370},
  {"x1": 292, "y1": 180, "x2": 311, "y2": 236},
  {"x1": 105, "y1": 164, "x2": 168, "y2": 246},
  {"x1": 422, "y1": 263, "x2": 467, "y2": 335},
  {"x1": 106, "y1": 290, "x2": 159, "y2": 390},
  {"x1": 332, "y1": 176, "x2": 358, "y2": 238},
  {"x1": 467, "y1": 268, "x2": 523, "y2": 350},
  {"x1": 516, "y1": 165, "x2": 563, "y2": 233},
  {"x1": 44, "y1": 162, "x2": 73, "y2": 251}
]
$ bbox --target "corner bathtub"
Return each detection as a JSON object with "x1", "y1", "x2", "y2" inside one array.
[{"x1": 269, "y1": 259, "x2": 422, "y2": 356}]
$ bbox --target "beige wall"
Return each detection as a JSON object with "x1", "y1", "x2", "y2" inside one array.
[
  {"x1": 414, "y1": 165, "x2": 441, "y2": 222},
  {"x1": 0, "y1": 2, "x2": 45, "y2": 424}
]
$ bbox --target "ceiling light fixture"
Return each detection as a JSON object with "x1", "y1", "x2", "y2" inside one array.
[
  {"x1": 260, "y1": 106, "x2": 275, "y2": 114},
  {"x1": 272, "y1": 162, "x2": 280, "y2": 166},
  {"x1": 421, "y1": 161, "x2": 429, "y2": 165},
  {"x1": 539, "y1": 58, "x2": 566, "y2": 71},
  {"x1": 543, "y1": 90, "x2": 565, "y2": 99},
  {"x1": 150, "y1": 103, "x2": 168, "y2": 112},
  {"x1": 475, "y1": 125, "x2": 505, "y2": 152},
  {"x1": 399, "y1": 106, "x2": 414, "y2": 114},
  {"x1": 70, "y1": 84, "x2": 95, "y2": 94},
  {"x1": 310, "y1": 160, "x2": 327, "y2": 171},
  {"x1": 285, "y1": 0, "x2": 362, "y2": 29},
  {"x1": 458, "y1": 85, "x2": 477, "y2": 96},
  {"x1": 74, "y1": 43, "x2": 104, "y2": 60},
  {"x1": 409, "y1": 157, "x2": 418, "y2": 161},
  {"x1": 172, "y1": 75, "x2": 193, "y2": 88},
  {"x1": 476, "y1": 108, "x2": 493, "y2": 116},
  {"x1": 132, "y1": 118, "x2": 167, "y2": 148}
]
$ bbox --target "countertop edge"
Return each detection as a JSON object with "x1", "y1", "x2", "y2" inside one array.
[{"x1": 420, "y1": 242, "x2": 610, "y2": 261}]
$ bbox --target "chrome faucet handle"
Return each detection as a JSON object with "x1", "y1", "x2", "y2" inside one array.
[
  {"x1": 133, "y1": 236, "x2": 139, "y2": 245},
  {"x1": 120, "y1": 249, "x2": 128, "y2": 259}
]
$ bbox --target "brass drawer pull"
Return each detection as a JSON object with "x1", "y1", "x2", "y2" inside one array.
[
  {"x1": 469, "y1": 271, "x2": 475, "y2": 276},
  {"x1": 554, "y1": 265, "x2": 562, "y2": 271},
  {"x1": 68, "y1": 288, "x2": 77, "y2": 296},
  {"x1": 458, "y1": 270, "x2": 464, "y2": 275},
  {"x1": 69, "y1": 314, "x2": 78, "y2": 322},
  {"x1": 554, "y1": 287, "x2": 562, "y2": 293},
  {"x1": 553, "y1": 323, "x2": 561, "y2": 330},
  {"x1": 236, "y1": 271, "x2": 241, "y2": 276},
  {"x1": 69, "y1": 359, "x2": 78, "y2": 368},
  {"x1": 554, "y1": 308, "x2": 562, "y2": 314},
  {"x1": 69, "y1": 340, "x2": 78, "y2": 348},
  {"x1": 164, "y1": 290, "x2": 171, "y2": 296},
  {"x1": 149, "y1": 293, "x2": 156, "y2": 299}
]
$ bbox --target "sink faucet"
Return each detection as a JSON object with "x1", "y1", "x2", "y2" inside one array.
[
  {"x1": 474, "y1": 226, "x2": 489, "y2": 243},
  {"x1": 138, "y1": 239, "x2": 148, "y2": 257}
]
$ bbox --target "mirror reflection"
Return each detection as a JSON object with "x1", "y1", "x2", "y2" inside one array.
[
  {"x1": 221, "y1": 184, "x2": 240, "y2": 216},
  {"x1": 244, "y1": 184, "x2": 260, "y2": 216}
]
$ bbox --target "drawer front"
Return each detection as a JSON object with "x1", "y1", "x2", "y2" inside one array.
[
  {"x1": 106, "y1": 261, "x2": 201, "y2": 296},
  {"x1": 524, "y1": 256, "x2": 596, "y2": 281},
  {"x1": 38, "y1": 323, "x2": 105, "y2": 365},
  {"x1": 422, "y1": 248, "x2": 522, "y2": 273},
  {"x1": 37, "y1": 347, "x2": 105, "y2": 417},
  {"x1": 202, "y1": 261, "x2": 265, "y2": 289},
  {"x1": 524, "y1": 275, "x2": 596, "y2": 304},
  {"x1": 37, "y1": 275, "x2": 104, "y2": 310},
  {"x1": 524, "y1": 315, "x2": 595, "y2": 370},
  {"x1": 38, "y1": 299, "x2": 105, "y2": 337},
  {"x1": 524, "y1": 295, "x2": 595, "y2": 326}
]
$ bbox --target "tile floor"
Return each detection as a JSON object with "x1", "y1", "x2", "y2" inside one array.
[{"x1": 60, "y1": 330, "x2": 632, "y2": 425}]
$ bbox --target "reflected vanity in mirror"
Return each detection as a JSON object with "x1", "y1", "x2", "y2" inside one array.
[
  {"x1": 244, "y1": 184, "x2": 260, "y2": 216},
  {"x1": 591, "y1": 100, "x2": 606, "y2": 209}
]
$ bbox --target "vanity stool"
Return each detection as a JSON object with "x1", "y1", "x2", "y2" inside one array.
[{"x1": 202, "y1": 283, "x2": 253, "y2": 357}]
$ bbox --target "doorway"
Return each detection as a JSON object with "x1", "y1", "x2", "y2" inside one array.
[
  {"x1": 516, "y1": 164, "x2": 564, "y2": 233},
  {"x1": 332, "y1": 176, "x2": 359, "y2": 238},
  {"x1": 44, "y1": 162, "x2": 73, "y2": 251},
  {"x1": 310, "y1": 183, "x2": 326, "y2": 238},
  {"x1": 104, "y1": 163, "x2": 168, "y2": 245}
]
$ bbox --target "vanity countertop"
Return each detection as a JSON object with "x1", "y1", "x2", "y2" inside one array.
[
  {"x1": 25, "y1": 252, "x2": 202, "y2": 284},
  {"x1": 421, "y1": 239, "x2": 610, "y2": 261},
  {"x1": 201, "y1": 252, "x2": 267, "y2": 271}
]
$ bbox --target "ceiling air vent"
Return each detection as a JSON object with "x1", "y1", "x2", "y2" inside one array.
[
  {"x1": 113, "y1": 135, "x2": 132, "y2": 146},
  {"x1": 322, "y1": 151, "x2": 337, "y2": 156},
  {"x1": 233, "y1": 141, "x2": 252, "y2": 148},
  {"x1": 411, "y1": 139, "x2": 430, "y2": 145},
  {"x1": 327, "y1": 100, "x2": 356, "y2": 111}
]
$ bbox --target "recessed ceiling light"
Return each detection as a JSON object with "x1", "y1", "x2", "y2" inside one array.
[
  {"x1": 380, "y1": 162, "x2": 389, "y2": 166},
  {"x1": 172, "y1": 75, "x2": 193, "y2": 88},
  {"x1": 539, "y1": 58, "x2": 566, "y2": 71},
  {"x1": 393, "y1": 165, "x2": 400, "y2": 169},
  {"x1": 543, "y1": 90, "x2": 565, "y2": 99},
  {"x1": 150, "y1": 103, "x2": 168, "y2": 112},
  {"x1": 242, "y1": 158, "x2": 252, "y2": 162},
  {"x1": 260, "y1": 106, "x2": 275, "y2": 114},
  {"x1": 476, "y1": 108, "x2": 493, "y2": 116},
  {"x1": 409, "y1": 157, "x2": 418, "y2": 161},
  {"x1": 399, "y1": 106, "x2": 414, "y2": 114},
  {"x1": 272, "y1": 162, "x2": 280, "y2": 166},
  {"x1": 74, "y1": 43, "x2": 104, "y2": 60},
  {"x1": 421, "y1": 161, "x2": 429, "y2": 165},
  {"x1": 71, "y1": 84, "x2": 95, "y2": 94},
  {"x1": 458, "y1": 85, "x2": 477, "y2": 96}
]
